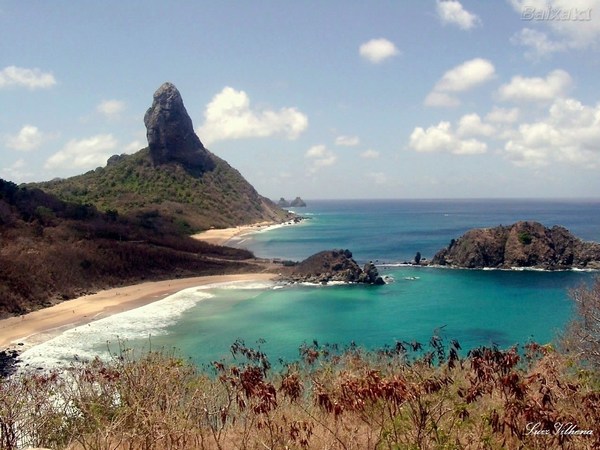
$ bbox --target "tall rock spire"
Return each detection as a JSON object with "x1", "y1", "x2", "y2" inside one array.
[{"x1": 144, "y1": 82, "x2": 214, "y2": 172}]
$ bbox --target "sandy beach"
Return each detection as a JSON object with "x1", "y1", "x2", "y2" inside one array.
[
  {"x1": 1, "y1": 220, "x2": 293, "y2": 351},
  {"x1": 0, "y1": 272, "x2": 275, "y2": 349},
  {"x1": 192, "y1": 221, "x2": 277, "y2": 245}
]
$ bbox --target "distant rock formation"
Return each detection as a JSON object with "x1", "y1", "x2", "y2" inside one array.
[
  {"x1": 144, "y1": 82, "x2": 215, "y2": 173},
  {"x1": 290, "y1": 197, "x2": 307, "y2": 207},
  {"x1": 277, "y1": 197, "x2": 307, "y2": 208},
  {"x1": 277, "y1": 197, "x2": 290, "y2": 207},
  {"x1": 286, "y1": 249, "x2": 385, "y2": 284},
  {"x1": 431, "y1": 221, "x2": 600, "y2": 270}
]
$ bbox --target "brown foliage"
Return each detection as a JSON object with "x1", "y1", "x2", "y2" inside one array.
[
  {"x1": 4, "y1": 338, "x2": 598, "y2": 450},
  {"x1": 0, "y1": 179, "x2": 257, "y2": 318}
]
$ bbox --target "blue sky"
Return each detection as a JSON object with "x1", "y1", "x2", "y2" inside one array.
[{"x1": 1, "y1": 0, "x2": 600, "y2": 199}]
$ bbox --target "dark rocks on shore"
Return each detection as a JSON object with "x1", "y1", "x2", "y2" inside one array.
[
  {"x1": 285, "y1": 249, "x2": 385, "y2": 285},
  {"x1": 0, "y1": 349, "x2": 20, "y2": 378},
  {"x1": 431, "y1": 221, "x2": 600, "y2": 270}
]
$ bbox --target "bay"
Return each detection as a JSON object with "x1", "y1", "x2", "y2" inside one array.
[
  {"x1": 133, "y1": 199, "x2": 599, "y2": 366},
  {"x1": 22, "y1": 199, "x2": 598, "y2": 369}
]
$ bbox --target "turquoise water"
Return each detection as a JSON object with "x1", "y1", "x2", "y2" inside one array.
[
  {"x1": 152, "y1": 267, "x2": 588, "y2": 367},
  {"x1": 19, "y1": 199, "x2": 599, "y2": 370},
  {"x1": 126, "y1": 199, "x2": 599, "y2": 367}
]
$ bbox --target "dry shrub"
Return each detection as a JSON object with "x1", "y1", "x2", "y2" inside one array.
[{"x1": 1, "y1": 337, "x2": 599, "y2": 450}]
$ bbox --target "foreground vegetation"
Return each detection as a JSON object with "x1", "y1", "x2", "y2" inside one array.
[
  {"x1": 2, "y1": 326, "x2": 600, "y2": 448},
  {"x1": 2, "y1": 276, "x2": 600, "y2": 450},
  {"x1": 2, "y1": 341, "x2": 599, "y2": 450}
]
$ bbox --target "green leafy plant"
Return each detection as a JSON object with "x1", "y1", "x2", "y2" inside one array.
[{"x1": 518, "y1": 231, "x2": 533, "y2": 245}]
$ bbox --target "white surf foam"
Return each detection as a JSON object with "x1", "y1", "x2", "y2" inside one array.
[{"x1": 18, "y1": 280, "x2": 274, "y2": 371}]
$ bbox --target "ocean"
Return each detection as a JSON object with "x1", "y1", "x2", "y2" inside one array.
[{"x1": 19, "y1": 199, "x2": 600, "y2": 369}]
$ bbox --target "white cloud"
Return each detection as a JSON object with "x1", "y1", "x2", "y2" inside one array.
[
  {"x1": 436, "y1": 0, "x2": 481, "y2": 30},
  {"x1": 198, "y1": 87, "x2": 308, "y2": 145},
  {"x1": 435, "y1": 58, "x2": 496, "y2": 92},
  {"x1": 457, "y1": 113, "x2": 495, "y2": 137},
  {"x1": 305, "y1": 144, "x2": 337, "y2": 173},
  {"x1": 0, "y1": 66, "x2": 56, "y2": 89},
  {"x1": 0, "y1": 159, "x2": 32, "y2": 183},
  {"x1": 498, "y1": 69, "x2": 572, "y2": 103},
  {"x1": 425, "y1": 58, "x2": 495, "y2": 107},
  {"x1": 5, "y1": 125, "x2": 45, "y2": 151},
  {"x1": 360, "y1": 149, "x2": 380, "y2": 159},
  {"x1": 409, "y1": 121, "x2": 487, "y2": 155},
  {"x1": 45, "y1": 134, "x2": 118, "y2": 170},
  {"x1": 335, "y1": 135, "x2": 360, "y2": 146},
  {"x1": 485, "y1": 107, "x2": 520, "y2": 123},
  {"x1": 504, "y1": 97, "x2": 600, "y2": 167},
  {"x1": 510, "y1": 28, "x2": 566, "y2": 58},
  {"x1": 359, "y1": 38, "x2": 400, "y2": 63},
  {"x1": 424, "y1": 92, "x2": 461, "y2": 108},
  {"x1": 97, "y1": 99, "x2": 125, "y2": 118}
]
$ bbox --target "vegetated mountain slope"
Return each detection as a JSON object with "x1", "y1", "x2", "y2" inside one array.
[
  {"x1": 37, "y1": 148, "x2": 286, "y2": 232},
  {"x1": 0, "y1": 178, "x2": 259, "y2": 318},
  {"x1": 34, "y1": 82, "x2": 290, "y2": 232}
]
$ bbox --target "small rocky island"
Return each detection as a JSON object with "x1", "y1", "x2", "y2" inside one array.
[
  {"x1": 283, "y1": 249, "x2": 385, "y2": 285},
  {"x1": 277, "y1": 197, "x2": 307, "y2": 207},
  {"x1": 431, "y1": 221, "x2": 600, "y2": 270}
]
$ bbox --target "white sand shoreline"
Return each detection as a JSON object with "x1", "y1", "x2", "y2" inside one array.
[
  {"x1": 191, "y1": 221, "x2": 278, "y2": 246},
  {"x1": 0, "y1": 273, "x2": 276, "y2": 350},
  {"x1": 192, "y1": 218, "x2": 303, "y2": 247}
]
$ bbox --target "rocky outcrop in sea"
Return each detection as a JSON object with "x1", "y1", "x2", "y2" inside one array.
[
  {"x1": 277, "y1": 197, "x2": 307, "y2": 208},
  {"x1": 431, "y1": 221, "x2": 600, "y2": 270},
  {"x1": 290, "y1": 197, "x2": 307, "y2": 207},
  {"x1": 284, "y1": 249, "x2": 385, "y2": 284}
]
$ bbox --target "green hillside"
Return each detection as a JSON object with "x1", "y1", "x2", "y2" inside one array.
[
  {"x1": 33, "y1": 82, "x2": 290, "y2": 232},
  {"x1": 36, "y1": 147, "x2": 288, "y2": 232}
]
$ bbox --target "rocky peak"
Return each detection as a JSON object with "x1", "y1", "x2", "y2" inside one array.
[{"x1": 144, "y1": 82, "x2": 214, "y2": 173}]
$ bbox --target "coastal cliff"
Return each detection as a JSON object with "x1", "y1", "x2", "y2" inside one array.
[{"x1": 431, "y1": 221, "x2": 600, "y2": 270}]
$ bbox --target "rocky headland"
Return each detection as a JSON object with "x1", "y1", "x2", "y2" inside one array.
[
  {"x1": 431, "y1": 221, "x2": 600, "y2": 270},
  {"x1": 283, "y1": 249, "x2": 385, "y2": 285}
]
